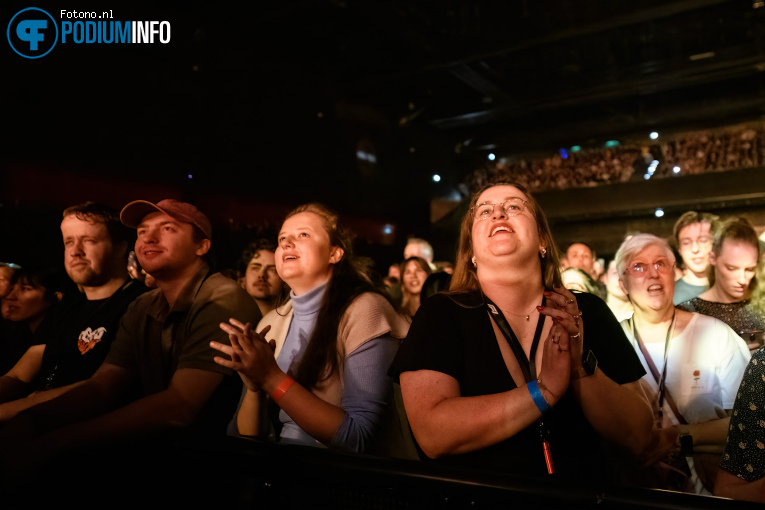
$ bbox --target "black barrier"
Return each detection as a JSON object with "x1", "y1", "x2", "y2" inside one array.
[
  {"x1": 3, "y1": 434, "x2": 758, "y2": 509},
  {"x1": 182, "y1": 436, "x2": 759, "y2": 510}
]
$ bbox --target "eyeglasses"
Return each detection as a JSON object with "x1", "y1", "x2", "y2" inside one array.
[
  {"x1": 472, "y1": 198, "x2": 528, "y2": 220},
  {"x1": 679, "y1": 236, "x2": 712, "y2": 249},
  {"x1": 624, "y1": 258, "x2": 675, "y2": 277}
]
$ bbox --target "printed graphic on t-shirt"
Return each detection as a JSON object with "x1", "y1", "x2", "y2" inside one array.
[
  {"x1": 78, "y1": 327, "x2": 107, "y2": 355},
  {"x1": 680, "y1": 362, "x2": 710, "y2": 396}
]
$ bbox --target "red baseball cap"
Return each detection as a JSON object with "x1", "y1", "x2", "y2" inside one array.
[{"x1": 120, "y1": 199, "x2": 212, "y2": 239}]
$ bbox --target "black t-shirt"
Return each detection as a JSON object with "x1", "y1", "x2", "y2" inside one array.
[
  {"x1": 389, "y1": 291, "x2": 646, "y2": 481},
  {"x1": 36, "y1": 279, "x2": 147, "y2": 390},
  {"x1": 0, "y1": 319, "x2": 43, "y2": 374}
]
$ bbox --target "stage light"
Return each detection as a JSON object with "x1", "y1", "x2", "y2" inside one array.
[
  {"x1": 188, "y1": 174, "x2": 193, "y2": 179},
  {"x1": 488, "y1": 153, "x2": 495, "y2": 161},
  {"x1": 650, "y1": 132, "x2": 659, "y2": 140},
  {"x1": 559, "y1": 149, "x2": 568, "y2": 159},
  {"x1": 655, "y1": 208, "x2": 664, "y2": 218},
  {"x1": 571, "y1": 146, "x2": 581, "y2": 152},
  {"x1": 673, "y1": 166, "x2": 681, "y2": 174},
  {"x1": 644, "y1": 173, "x2": 651, "y2": 180},
  {"x1": 383, "y1": 224, "x2": 393, "y2": 235},
  {"x1": 432, "y1": 174, "x2": 441, "y2": 182}
]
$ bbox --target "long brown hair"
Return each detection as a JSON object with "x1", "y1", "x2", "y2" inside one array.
[
  {"x1": 449, "y1": 182, "x2": 562, "y2": 294},
  {"x1": 284, "y1": 203, "x2": 383, "y2": 390},
  {"x1": 398, "y1": 256, "x2": 432, "y2": 316}
]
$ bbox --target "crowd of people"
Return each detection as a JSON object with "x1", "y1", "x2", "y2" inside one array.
[
  {"x1": 464, "y1": 122, "x2": 765, "y2": 193},
  {"x1": 1, "y1": 189, "x2": 765, "y2": 503}
]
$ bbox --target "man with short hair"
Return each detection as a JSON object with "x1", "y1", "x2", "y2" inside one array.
[
  {"x1": 239, "y1": 238, "x2": 287, "y2": 317},
  {"x1": 0, "y1": 199, "x2": 260, "y2": 479},
  {"x1": 404, "y1": 238, "x2": 436, "y2": 271},
  {"x1": 672, "y1": 211, "x2": 719, "y2": 305},
  {"x1": 0, "y1": 202, "x2": 146, "y2": 420}
]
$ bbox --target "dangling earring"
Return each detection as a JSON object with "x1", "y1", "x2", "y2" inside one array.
[
  {"x1": 540, "y1": 247, "x2": 547, "y2": 259},
  {"x1": 471, "y1": 256, "x2": 477, "y2": 267}
]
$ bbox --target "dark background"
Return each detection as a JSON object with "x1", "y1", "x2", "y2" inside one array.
[{"x1": 3, "y1": 0, "x2": 765, "y2": 271}]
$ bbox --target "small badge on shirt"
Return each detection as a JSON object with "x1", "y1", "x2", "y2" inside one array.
[
  {"x1": 692, "y1": 369, "x2": 703, "y2": 390},
  {"x1": 78, "y1": 327, "x2": 107, "y2": 355}
]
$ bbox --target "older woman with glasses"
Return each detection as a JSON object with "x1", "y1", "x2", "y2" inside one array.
[
  {"x1": 615, "y1": 233, "x2": 750, "y2": 494},
  {"x1": 390, "y1": 182, "x2": 653, "y2": 482}
]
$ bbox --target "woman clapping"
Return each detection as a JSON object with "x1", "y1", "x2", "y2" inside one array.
[
  {"x1": 212, "y1": 204, "x2": 409, "y2": 453},
  {"x1": 390, "y1": 182, "x2": 653, "y2": 481}
]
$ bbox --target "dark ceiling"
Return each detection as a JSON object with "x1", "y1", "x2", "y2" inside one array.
[
  {"x1": 5, "y1": 0, "x2": 765, "y2": 228},
  {"x1": 295, "y1": 0, "x2": 765, "y2": 156}
]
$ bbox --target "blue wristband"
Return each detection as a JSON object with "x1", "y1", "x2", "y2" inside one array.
[{"x1": 528, "y1": 380, "x2": 551, "y2": 414}]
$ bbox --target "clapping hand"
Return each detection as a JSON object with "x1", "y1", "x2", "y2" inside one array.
[
  {"x1": 539, "y1": 285, "x2": 584, "y2": 371},
  {"x1": 538, "y1": 322, "x2": 571, "y2": 406},
  {"x1": 212, "y1": 320, "x2": 281, "y2": 392}
]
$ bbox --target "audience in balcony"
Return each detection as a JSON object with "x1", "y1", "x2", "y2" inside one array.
[{"x1": 465, "y1": 123, "x2": 764, "y2": 194}]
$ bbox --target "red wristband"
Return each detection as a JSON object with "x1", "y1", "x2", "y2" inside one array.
[{"x1": 270, "y1": 376, "x2": 295, "y2": 402}]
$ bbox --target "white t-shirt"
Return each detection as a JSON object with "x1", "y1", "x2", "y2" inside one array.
[{"x1": 621, "y1": 313, "x2": 750, "y2": 426}]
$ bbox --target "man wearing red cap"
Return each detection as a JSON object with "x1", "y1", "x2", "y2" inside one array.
[{"x1": 0, "y1": 199, "x2": 261, "y2": 481}]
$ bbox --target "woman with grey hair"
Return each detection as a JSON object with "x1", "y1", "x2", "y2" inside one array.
[{"x1": 615, "y1": 233, "x2": 750, "y2": 494}]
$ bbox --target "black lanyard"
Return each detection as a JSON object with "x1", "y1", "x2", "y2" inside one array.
[
  {"x1": 485, "y1": 294, "x2": 555, "y2": 474},
  {"x1": 485, "y1": 296, "x2": 546, "y2": 383},
  {"x1": 631, "y1": 311, "x2": 676, "y2": 422}
]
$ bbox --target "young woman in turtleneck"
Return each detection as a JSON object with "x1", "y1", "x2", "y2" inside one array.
[{"x1": 212, "y1": 203, "x2": 409, "y2": 452}]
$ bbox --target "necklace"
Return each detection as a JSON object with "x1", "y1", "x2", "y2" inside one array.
[{"x1": 499, "y1": 304, "x2": 539, "y2": 321}]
